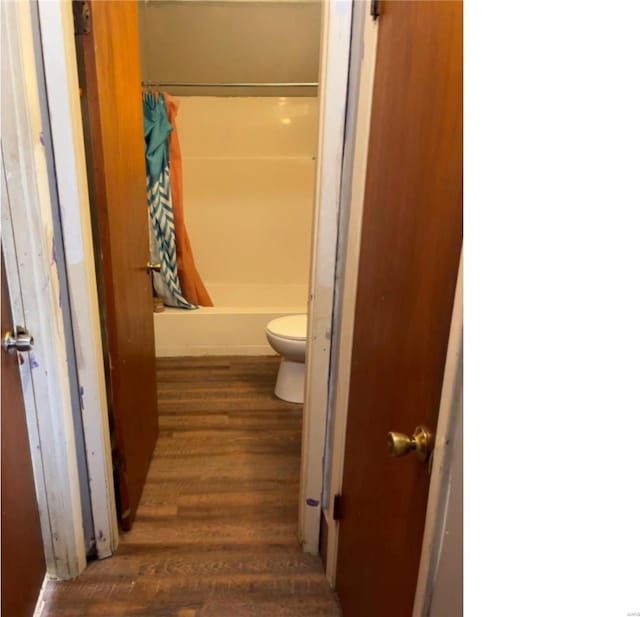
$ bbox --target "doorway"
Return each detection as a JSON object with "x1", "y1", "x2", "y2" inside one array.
[
  {"x1": 38, "y1": 0, "x2": 352, "y2": 610},
  {"x1": 67, "y1": 0, "x2": 349, "y2": 555}
]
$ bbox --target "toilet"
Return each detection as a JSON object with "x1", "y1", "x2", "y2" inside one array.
[{"x1": 265, "y1": 314, "x2": 307, "y2": 404}]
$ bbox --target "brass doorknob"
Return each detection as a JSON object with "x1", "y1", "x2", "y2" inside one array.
[{"x1": 387, "y1": 425, "x2": 432, "y2": 462}]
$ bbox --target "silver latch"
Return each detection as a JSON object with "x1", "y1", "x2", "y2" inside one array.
[{"x1": 3, "y1": 326, "x2": 34, "y2": 353}]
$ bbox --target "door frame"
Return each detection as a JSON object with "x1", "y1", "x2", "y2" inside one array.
[
  {"x1": 299, "y1": 0, "x2": 354, "y2": 553},
  {"x1": 322, "y1": 0, "x2": 379, "y2": 577},
  {"x1": 36, "y1": 0, "x2": 119, "y2": 560},
  {"x1": 2, "y1": 0, "x2": 118, "y2": 578},
  {"x1": 1, "y1": 0, "x2": 89, "y2": 579}
]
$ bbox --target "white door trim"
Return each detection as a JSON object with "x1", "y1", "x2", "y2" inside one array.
[
  {"x1": 1, "y1": 0, "x2": 86, "y2": 579},
  {"x1": 37, "y1": 0, "x2": 118, "y2": 560},
  {"x1": 323, "y1": 1, "x2": 379, "y2": 582},
  {"x1": 299, "y1": 0, "x2": 354, "y2": 553}
]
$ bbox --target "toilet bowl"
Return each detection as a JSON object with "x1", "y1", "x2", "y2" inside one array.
[{"x1": 265, "y1": 314, "x2": 307, "y2": 404}]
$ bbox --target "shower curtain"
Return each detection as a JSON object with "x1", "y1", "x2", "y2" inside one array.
[
  {"x1": 164, "y1": 94, "x2": 213, "y2": 307},
  {"x1": 143, "y1": 92, "x2": 212, "y2": 308}
]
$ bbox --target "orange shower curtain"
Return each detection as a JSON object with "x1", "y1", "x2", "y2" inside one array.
[{"x1": 164, "y1": 94, "x2": 213, "y2": 306}]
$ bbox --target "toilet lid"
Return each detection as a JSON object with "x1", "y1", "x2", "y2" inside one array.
[{"x1": 266, "y1": 314, "x2": 307, "y2": 340}]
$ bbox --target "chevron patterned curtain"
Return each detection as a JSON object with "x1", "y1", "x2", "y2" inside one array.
[{"x1": 142, "y1": 92, "x2": 196, "y2": 309}]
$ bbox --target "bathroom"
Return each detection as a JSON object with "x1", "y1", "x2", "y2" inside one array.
[{"x1": 140, "y1": 0, "x2": 321, "y2": 402}]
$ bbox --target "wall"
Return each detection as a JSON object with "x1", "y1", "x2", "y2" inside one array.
[
  {"x1": 175, "y1": 95, "x2": 318, "y2": 306},
  {"x1": 138, "y1": 0, "x2": 321, "y2": 96}
]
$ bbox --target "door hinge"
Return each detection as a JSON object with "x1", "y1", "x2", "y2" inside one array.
[
  {"x1": 332, "y1": 494, "x2": 343, "y2": 521},
  {"x1": 73, "y1": 1, "x2": 91, "y2": 35},
  {"x1": 370, "y1": 0, "x2": 381, "y2": 20}
]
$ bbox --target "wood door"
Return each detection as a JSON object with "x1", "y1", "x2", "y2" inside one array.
[
  {"x1": 74, "y1": 0, "x2": 158, "y2": 530},
  {"x1": 1, "y1": 257, "x2": 47, "y2": 616},
  {"x1": 335, "y1": 2, "x2": 463, "y2": 616}
]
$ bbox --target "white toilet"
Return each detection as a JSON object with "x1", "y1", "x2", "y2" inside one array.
[{"x1": 265, "y1": 314, "x2": 307, "y2": 404}]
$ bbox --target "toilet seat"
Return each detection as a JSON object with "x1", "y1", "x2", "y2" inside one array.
[{"x1": 265, "y1": 314, "x2": 307, "y2": 341}]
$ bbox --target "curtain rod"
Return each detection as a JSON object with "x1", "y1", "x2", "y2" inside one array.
[{"x1": 141, "y1": 81, "x2": 318, "y2": 88}]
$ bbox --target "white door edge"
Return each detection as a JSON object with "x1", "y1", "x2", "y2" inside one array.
[
  {"x1": 1, "y1": 0, "x2": 86, "y2": 579},
  {"x1": 299, "y1": 0, "x2": 354, "y2": 554}
]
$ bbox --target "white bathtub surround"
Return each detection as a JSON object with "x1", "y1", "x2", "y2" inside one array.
[
  {"x1": 265, "y1": 314, "x2": 308, "y2": 404},
  {"x1": 178, "y1": 96, "x2": 318, "y2": 289},
  {"x1": 153, "y1": 97, "x2": 317, "y2": 357}
]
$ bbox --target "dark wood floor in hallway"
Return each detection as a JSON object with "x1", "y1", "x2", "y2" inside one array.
[{"x1": 41, "y1": 356, "x2": 341, "y2": 617}]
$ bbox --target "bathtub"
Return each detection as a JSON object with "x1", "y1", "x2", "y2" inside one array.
[
  {"x1": 153, "y1": 96, "x2": 317, "y2": 357},
  {"x1": 154, "y1": 283, "x2": 308, "y2": 356}
]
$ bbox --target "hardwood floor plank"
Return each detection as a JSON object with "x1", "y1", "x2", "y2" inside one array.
[{"x1": 41, "y1": 356, "x2": 340, "y2": 616}]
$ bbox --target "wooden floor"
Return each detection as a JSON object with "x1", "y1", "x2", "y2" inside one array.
[{"x1": 42, "y1": 356, "x2": 341, "y2": 617}]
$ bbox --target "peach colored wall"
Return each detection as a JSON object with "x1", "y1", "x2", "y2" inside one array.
[{"x1": 175, "y1": 96, "x2": 318, "y2": 306}]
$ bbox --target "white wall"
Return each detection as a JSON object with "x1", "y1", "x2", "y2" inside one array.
[{"x1": 176, "y1": 96, "x2": 318, "y2": 305}]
